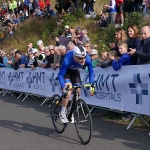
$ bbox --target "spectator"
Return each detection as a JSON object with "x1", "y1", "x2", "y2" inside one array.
[
  {"x1": 133, "y1": 0, "x2": 142, "y2": 12},
  {"x1": 64, "y1": 25, "x2": 72, "y2": 41},
  {"x1": 27, "y1": 42, "x2": 33, "y2": 53},
  {"x1": 37, "y1": 40, "x2": 45, "y2": 54},
  {"x1": 82, "y1": 29, "x2": 90, "y2": 45},
  {"x1": 55, "y1": 35, "x2": 60, "y2": 46},
  {"x1": 11, "y1": 54, "x2": 19, "y2": 70},
  {"x1": 0, "y1": 50, "x2": 7, "y2": 67},
  {"x1": 84, "y1": 41, "x2": 92, "y2": 54},
  {"x1": 6, "y1": 53, "x2": 13, "y2": 68},
  {"x1": 95, "y1": 12, "x2": 108, "y2": 27},
  {"x1": 69, "y1": 27, "x2": 77, "y2": 45},
  {"x1": 32, "y1": 48, "x2": 45, "y2": 67},
  {"x1": 89, "y1": 49, "x2": 101, "y2": 67},
  {"x1": 100, "y1": 50, "x2": 112, "y2": 68},
  {"x1": 128, "y1": 26, "x2": 150, "y2": 64},
  {"x1": 127, "y1": 24, "x2": 141, "y2": 65},
  {"x1": 108, "y1": 27, "x2": 127, "y2": 56},
  {"x1": 59, "y1": 45, "x2": 66, "y2": 66},
  {"x1": 75, "y1": 27, "x2": 83, "y2": 44},
  {"x1": 26, "y1": 50, "x2": 38, "y2": 69},
  {"x1": 41, "y1": 46, "x2": 54, "y2": 68},
  {"x1": 105, "y1": 0, "x2": 117, "y2": 25},
  {"x1": 15, "y1": 50, "x2": 28, "y2": 68},
  {"x1": 38, "y1": 0, "x2": 45, "y2": 11},
  {"x1": 109, "y1": 41, "x2": 133, "y2": 71},
  {"x1": 146, "y1": 0, "x2": 150, "y2": 15},
  {"x1": 45, "y1": 0, "x2": 50, "y2": 13},
  {"x1": 123, "y1": 0, "x2": 134, "y2": 18},
  {"x1": 8, "y1": 1, "x2": 13, "y2": 14},
  {"x1": 58, "y1": 30, "x2": 69, "y2": 49},
  {"x1": 12, "y1": 0, "x2": 18, "y2": 17},
  {"x1": 48, "y1": 44, "x2": 54, "y2": 63},
  {"x1": 51, "y1": 46, "x2": 61, "y2": 70},
  {"x1": 67, "y1": 42, "x2": 75, "y2": 51},
  {"x1": 115, "y1": 0, "x2": 124, "y2": 27}
]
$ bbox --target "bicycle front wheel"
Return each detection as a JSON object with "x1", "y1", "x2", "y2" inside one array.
[
  {"x1": 50, "y1": 94, "x2": 66, "y2": 133},
  {"x1": 74, "y1": 99, "x2": 92, "y2": 144}
]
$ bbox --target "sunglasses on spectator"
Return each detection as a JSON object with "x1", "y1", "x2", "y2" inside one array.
[
  {"x1": 84, "y1": 46, "x2": 90, "y2": 48},
  {"x1": 77, "y1": 56, "x2": 86, "y2": 60},
  {"x1": 46, "y1": 51, "x2": 50, "y2": 53},
  {"x1": 50, "y1": 48, "x2": 54, "y2": 50}
]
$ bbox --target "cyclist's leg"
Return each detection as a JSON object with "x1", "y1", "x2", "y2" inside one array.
[
  {"x1": 60, "y1": 69, "x2": 72, "y2": 123},
  {"x1": 61, "y1": 80, "x2": 72, "y2": 111}
]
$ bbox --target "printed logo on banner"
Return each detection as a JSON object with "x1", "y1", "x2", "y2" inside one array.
[
  {"x1": 0, "y1": 71, "x2": 6, "y2": 85},
  {"x1": 26, "y1": 72, "x2": 46, "y2": 91},
  {"x1": 49, "y1": 73, "x2": 60, "y2": 92},
  {"x1": 92, "y1": 73, "x2": 121, "y2": 102},
  {"x1": 129, "y1": 74, "x2": 148, "y2": 105},
  {"x1": 8, "y1": 72, "x2": 24, "y2": 87}
]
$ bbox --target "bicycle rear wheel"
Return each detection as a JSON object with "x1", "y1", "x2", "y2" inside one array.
[
  {"x1": 50, "y1": 94, "x2": 66, "y2": 133},
  {"x1": 74, "y1": 99, "x2": 92, "y2": 144}
]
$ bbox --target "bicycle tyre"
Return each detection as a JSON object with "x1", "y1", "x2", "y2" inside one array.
[
  {"x1": 74, "y1": 99, "x2": 92, "y2": 144},
  {"x1": 50, "y1": 94, "x2": 66, "y2": 133}
]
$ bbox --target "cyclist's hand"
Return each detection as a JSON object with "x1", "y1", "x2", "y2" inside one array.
[{"x1": 89, "y1": 85, "x2": 95, "y2": 96}]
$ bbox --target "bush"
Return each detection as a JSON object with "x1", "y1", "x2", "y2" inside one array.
[{"x1": 123, "y1": 12, "x2": 144, "y2": 31}]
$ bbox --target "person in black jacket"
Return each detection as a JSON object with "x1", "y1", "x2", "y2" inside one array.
[
  {"x1": 41, "y1": 46, "x2": 54, "y2": 68},
  {"x1": 26, "y1": 51, "x2": 38, "y2": 69},
  {"x1": 128, "y1": 26, "x2": 150, "y2": 64},
  {"x1": 127, "y1": 24, "x2": 141, "y2": 65}
]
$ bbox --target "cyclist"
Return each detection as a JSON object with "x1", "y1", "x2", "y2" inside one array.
[{"x1": 58, "y1": 45, "x2": 94, "y2": 123}]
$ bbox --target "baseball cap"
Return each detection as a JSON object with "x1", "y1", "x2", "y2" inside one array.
[
  {"x1": 89, "y1": 49, "x2": 98, "y2": 55},
  {"x1": 65, "y1": 25, "x2": 70, "y2": 29},
  {"x1": 77, "y1": 27, "x2": 81, "y2": 30},
  {"x1": 32, "y1": 48, "x2": 38, "y2": 53},
  {"x1": 37, "y1": 40, "x2": 43, "y2": 45},
  {"x1": 73, "y1": 45, "x2": 86, "y2": 57}
]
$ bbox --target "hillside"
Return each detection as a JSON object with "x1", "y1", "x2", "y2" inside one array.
[{"x1": 0, "y1": 0, "x2": 109, "y2": 52}]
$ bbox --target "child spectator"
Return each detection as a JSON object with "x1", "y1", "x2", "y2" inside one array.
[
  {"x1": 100, "y1": 50, "x2": 112, "y2": 68},
  {"x1": 109, "y1": 41, "x2": 133, "y2": 71}
]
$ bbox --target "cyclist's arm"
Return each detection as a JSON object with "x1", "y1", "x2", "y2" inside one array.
[
  {"x1": 86, "y1": 55, "x2": 94, "y2": 84},
  {"x1": 58, "y1": 59, "x2": 68, "y2": 89}
]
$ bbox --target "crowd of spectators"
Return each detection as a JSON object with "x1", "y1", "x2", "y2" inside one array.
[
  {"x1": 0, "y1": 0, "x2": 58, "y2": 41},
  {"x1": 95, "y1": 0, "x2": 150, "y2": 28}
]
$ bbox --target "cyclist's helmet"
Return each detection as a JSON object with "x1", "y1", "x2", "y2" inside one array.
[{"x1": 73, "y1": 45, "x2": 87, "y2": 57}]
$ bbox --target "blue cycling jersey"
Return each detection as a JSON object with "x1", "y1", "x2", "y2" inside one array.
[{"x1": 58, "y1": 50, "x2": 94, "y2": 88}]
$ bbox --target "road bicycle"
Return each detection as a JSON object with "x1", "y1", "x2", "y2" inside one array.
[{"x1": 50, "y1": 83, "x2": 95, "y2": 145}]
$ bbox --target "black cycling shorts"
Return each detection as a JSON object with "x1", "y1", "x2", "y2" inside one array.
[
  {"x1": 64, "y1": 68, "x2": 81, "y2": 84},
  {"x1": 116, "y1": 3, "x2": 123, "y2": 13}
]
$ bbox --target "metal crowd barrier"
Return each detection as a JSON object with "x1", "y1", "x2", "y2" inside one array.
[{"x1": 0, "y1": 89, "x2": 52, "y2": 106}]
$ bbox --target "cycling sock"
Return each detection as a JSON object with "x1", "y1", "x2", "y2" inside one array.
[{"x1": 61, "y1": 106, "x2": 66, "y2": 114}]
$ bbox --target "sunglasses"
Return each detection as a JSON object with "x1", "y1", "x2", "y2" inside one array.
[
  {"x1": 46, "y1": 51, "x2": 50, "y2": 53},
  {"x1": 84, "y1": 46, "x2": 90, "y2": 48},
  {"x1": 78, "y1": 56, "x2": 86, "y2": 60},
  {"x1": 50, "y1": 49, "x2": 54, "y2": 50}
]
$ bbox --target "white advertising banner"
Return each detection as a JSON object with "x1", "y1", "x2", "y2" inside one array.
[{"x1": 0, "y1": 66, "x2": 150, "y2": 115}]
